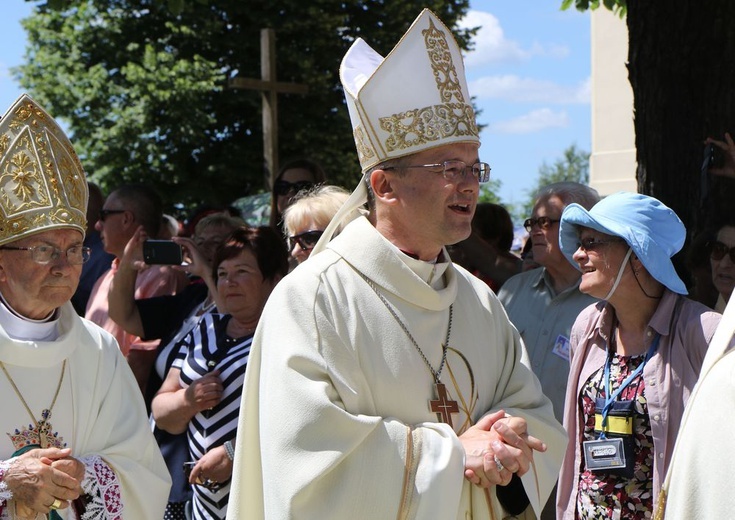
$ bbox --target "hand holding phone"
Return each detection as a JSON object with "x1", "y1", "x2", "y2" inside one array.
[{"x1": 143, "y1": 240, "x2": 183, "y2": 265}]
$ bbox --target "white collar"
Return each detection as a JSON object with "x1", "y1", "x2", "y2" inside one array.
[{"x1": 0, "y1": 292, "x2": 59, "y2": 342}]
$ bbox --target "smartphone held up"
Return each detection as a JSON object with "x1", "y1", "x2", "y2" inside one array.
[{"x1": 143, "y1": 240, "x2": 183, "y2": 265}]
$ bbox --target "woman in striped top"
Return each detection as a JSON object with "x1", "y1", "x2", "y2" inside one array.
[{"x1": 152, "y1": 226, "x2": 288, "y2": 520}]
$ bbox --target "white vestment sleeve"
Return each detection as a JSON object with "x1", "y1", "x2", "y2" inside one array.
[{"x1": 70, "y1": 322, "x2": 171, "y2": 520}]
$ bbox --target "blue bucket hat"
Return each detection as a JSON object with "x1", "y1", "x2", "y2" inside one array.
[{"x1": 559, "y1": 191, "x2": 687, "y2": 295}]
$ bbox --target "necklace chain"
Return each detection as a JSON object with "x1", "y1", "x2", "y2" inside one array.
[
  {"x1": 0, "y1": 359, "x2": 66, "y2": 427},
  {"x1": 361, "y1": 274, "x2": 453, "y2": 383}
]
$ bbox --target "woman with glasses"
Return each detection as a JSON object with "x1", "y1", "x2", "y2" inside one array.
[
  {"x1": 282, "y1": 185, "x2": 365, "y2": 265},
  {"x1": 268, "y1": 158, "x2": 327, "y2": 233},
  {"x1": 152, "y1": 226, "x2": 288, "y2": 520},
  {"x1": 554, "y1": 192, "x2": 721, "y2": 519},
  {"x1": 707, "y1": 221, "x2": 735, "y2": 313}
]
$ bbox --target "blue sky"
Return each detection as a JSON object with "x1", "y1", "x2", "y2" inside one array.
[{"x1": 0, "y1": 1, "x2": 590, "y2": 212}]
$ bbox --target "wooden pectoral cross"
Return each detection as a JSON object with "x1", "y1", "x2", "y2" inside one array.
[{"x1": 430, "y1": 383, "x2": 459, "y2": 428}]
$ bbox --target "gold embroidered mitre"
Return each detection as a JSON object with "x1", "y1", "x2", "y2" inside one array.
[
  {"x1": 340, "y1": 9, "x2": 480, "y2": 173},
  {"x1": 0, "y1": 94, "x2": 87, "y2": 246}
]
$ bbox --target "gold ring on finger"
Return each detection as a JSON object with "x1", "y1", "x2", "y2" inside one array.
[{"x1": 50, "y1": 499, "x2": 62, "y2": 510}]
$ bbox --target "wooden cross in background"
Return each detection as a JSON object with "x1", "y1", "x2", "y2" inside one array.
[{"x1": 229, "y1": 29, "x2": 309, "y2": 190}]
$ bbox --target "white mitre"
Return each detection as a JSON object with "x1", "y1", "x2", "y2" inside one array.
[
  {"x1": 342, "y1": 8, "x2": 479, "y2": 172},
  {"x1": 314, "y1": 9, "x2": 480, "y2": 253}
]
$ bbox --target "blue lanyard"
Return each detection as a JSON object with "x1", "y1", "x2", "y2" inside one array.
[{"x1": 599, "y1": 332, "x2": 660, "y2": 438}]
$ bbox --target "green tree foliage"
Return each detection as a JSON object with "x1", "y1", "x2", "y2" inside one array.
[
  {"x1": 15, "y1": 0, "x2": 473, "y2": 210},
  {"x1": 561, "y1": 0, "x2": 625, "y2": 17},
  {"x1": 515, "y1": 144, "x2": 589, "y2": 221},
  {"x1": 559, "y1": 0, "x2": 735, "y2": 264},
  {"x1": 478, "y1": 178, "x2": 502, "y2": 205}
]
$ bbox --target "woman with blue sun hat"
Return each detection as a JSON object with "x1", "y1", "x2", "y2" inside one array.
[{"x1": 554, "y1": 192, "x2": 722, "y2": 519}]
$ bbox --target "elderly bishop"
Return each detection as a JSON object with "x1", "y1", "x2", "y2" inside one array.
[{"x1": 0, "y1": 95, "x2": 170, "y2": 519}]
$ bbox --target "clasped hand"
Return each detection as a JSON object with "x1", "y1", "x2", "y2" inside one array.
[
  {"x1": 4, "y1": 447, "x2": 83, "y2": 516},
  {"x1": 459, "y1": 410, "x2": 546, "y2": 488}
]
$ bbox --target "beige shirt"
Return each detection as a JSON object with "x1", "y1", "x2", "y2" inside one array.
[{"x1": 499, "y1": 268, "x2": 598, "y2": 422}]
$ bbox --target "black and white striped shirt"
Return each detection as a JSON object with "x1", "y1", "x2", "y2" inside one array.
[{"x1": 173, "y1": 313, "x2": 251, "y2": 520}]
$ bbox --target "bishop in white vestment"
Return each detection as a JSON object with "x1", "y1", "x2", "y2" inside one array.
[
  {"x1": 0, "y1": 94, "x2": 170, "y2": 519},
  {"x1": 226, "y1": 10, "x2": 566, "y2": 520}
]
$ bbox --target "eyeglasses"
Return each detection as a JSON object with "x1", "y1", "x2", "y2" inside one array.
[
  {"x1": 708, "y1": 241, "x2": 735, "y2": 262},
  {"x1": 383, "y1": 160, "x2": 491, "y2": 183},
  {"x1": 0, "y1": 245, "x2": 92, "y2": 265},
  {"x1": 274, "y1": 180, "x2": 314, "y2": 197},
  {"x1": 576, "y1": 237, "x2": 624, "y2": 253},
  {"x1": 523, "y1": 216, "x2": 560, "y2": 232},
  {"x1": 99, "y1": 209, "x2": 126, "y2": 221},
  {"x1": 287, "y1": 230, "x2": 323, "y2": 252}
]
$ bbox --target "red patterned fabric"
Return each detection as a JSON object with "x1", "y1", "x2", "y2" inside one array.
[{"x1": 577, "y1": 354, "x2": 654, "y2": 519}]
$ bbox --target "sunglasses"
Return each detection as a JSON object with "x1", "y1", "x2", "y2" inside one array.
[
  {"x1": 287, "y1": 230, "x2": 323, "y2": 252},
  {"x1": 274, "y1": 180, "x2": 314, "y2": 197},
  {"x1": 576, "y1": 236, "x2": 624, "y2": 252},
  {"x1": 708, "y1": 241, "x2": 735, "y2": 262},
  {"x1": 99, "y1": 209, "x2": 125, "y2": 221},
  {"x1": 523, "y1": 216, "x2": 560, "y2": 232}
]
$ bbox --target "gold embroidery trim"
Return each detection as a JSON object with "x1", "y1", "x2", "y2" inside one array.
[
  {"x1": 446, "y1": 347, "x2": 478, "y2": 436},
  {"x1": 397, "y1": 427, "x2": 421, "y2": 520},
  {"x1": 423, "y1": 18, "x2": 465, "y2": 104},
  {"x1": 353, "y1": 125, "x2": 376, "y2": 166},
  {"x1": 380, "y1": 103, "x2": 478, "y2": 153},
  {"x1": 377, "y1": 17, "x2": 478, "y2": 153},
  {"x1": 0, "y1": 95, "x2": 87, "y2": 245}
]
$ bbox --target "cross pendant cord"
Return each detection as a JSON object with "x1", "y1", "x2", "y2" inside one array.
[
  {"x1": 360, "y1": 274, "x2": 459, "y2": 427},
  {"x1": 1, "y1": 359, "x2": 66, "y2": 448},
  {"x1": 360, "y1": 274, "x2": 452, "y2": 382}
]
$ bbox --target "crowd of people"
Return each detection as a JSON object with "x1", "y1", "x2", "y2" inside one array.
[{"x1": 1, "y1": 8, "x2": 735, "y2": 520}]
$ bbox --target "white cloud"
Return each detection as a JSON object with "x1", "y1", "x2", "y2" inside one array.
[
  {"x1": 469, "y1": 75, "x2": 590, "y2": 104},
  {"x1": 528, "y1": 42, "x2": 570, "y2": 59},
  {"x1": 488, "y1": 109, "x2": 570, "y2": 134},
  {"x1": 458, "y1": 11, "x2": 528, "y2": 67},
  {"x1": 458, "y1": 10, "x2": 570, "y2": 68}
]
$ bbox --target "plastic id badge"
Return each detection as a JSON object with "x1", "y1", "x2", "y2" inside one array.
[{"x1": 583, "y1": 437, "x2": 626, "y2": 472}]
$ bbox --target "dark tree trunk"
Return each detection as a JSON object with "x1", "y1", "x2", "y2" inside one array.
[{"x1": 627, "y1": 0, "x2": 735, "y2": 286}]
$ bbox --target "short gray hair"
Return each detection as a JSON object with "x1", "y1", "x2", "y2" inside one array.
[{"x1": 534, "y1": 181, "x2": 600, "y2": 211}]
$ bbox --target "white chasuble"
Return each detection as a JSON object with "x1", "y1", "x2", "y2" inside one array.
[
  {"x1": 660, "y1": 295, "x2": 735, "y2": 519},
  {"x1": 227, "y1": 217, "x2": 566, "y2": 520},
  {"x1": 0, "y1": 303, "x2": 170, "y2": 519}
]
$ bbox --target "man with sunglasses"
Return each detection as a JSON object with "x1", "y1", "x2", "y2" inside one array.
[
  {"x1": 497, "y1": 182, "x2": 599, "y2": 518},
  {"x1": 85, "y1": 184, "x2": 188, "y2": 391},
  {"x1": 70, "y1": 181, "x2": 115, "y2": 315},
  {"x1": 0, "y1": 94, "x2": 170, "y2": 519},
  {"x1": 227, "y1": 10, "x2": 566, "y2": 520}
]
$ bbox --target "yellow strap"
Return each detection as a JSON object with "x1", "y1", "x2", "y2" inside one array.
[{"x1": 594, "y1": 414, "x2": 633, "y2": 435}]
